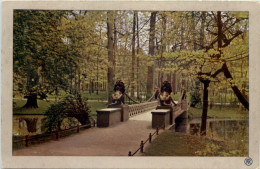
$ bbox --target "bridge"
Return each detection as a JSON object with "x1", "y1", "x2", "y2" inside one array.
[{"x1": 13, "y1": 95, "x2": 189, "y2": 156}]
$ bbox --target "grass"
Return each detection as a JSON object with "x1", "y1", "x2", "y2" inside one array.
[
  {"x1": 188, "y1": 106, "x2": 248, "y2": 119},
  {"x1": 88, "y1": 101, "x2": 108, "y2": 121},
  {"x1": 82, "y1": 91, "x2": 108, "y2": 100},
  {"x1": 144, "y1": 130, "x2": 248, "y2": 156},
  {"x1": 46, "y1": 90, "x2": 108, "y2": 101},
  {"x1": 13, "y1": 99, "x2": 107, "y2": 116},
  {"x1": 13, "y1": 99, "x2": 55, "y2": 115}
]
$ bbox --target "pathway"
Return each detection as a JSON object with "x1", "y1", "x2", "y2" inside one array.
[{"x1": 13, "y1": 111, "x2": 157, "y2": 156}]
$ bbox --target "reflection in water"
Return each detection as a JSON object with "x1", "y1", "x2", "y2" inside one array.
[
  {"x1": 175, "y1": 116, "x2": 190, "y2": 133},
  {"x1": 13, "y1": 115, "x2": 80, "y2": 136},
  {"x1": 13, "y1": 115, "x2": 45, "y2": 136},
  {"x1": 175, "y1": 118, "x2": 248, "y2": 140}
]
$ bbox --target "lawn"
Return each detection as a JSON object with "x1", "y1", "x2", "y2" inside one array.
[
  {"x1": 188, "y1": 106, "x2": 248, "y2": 119},
  {"x1": 13, "y1": 99, "x2": 55, "y2": 115},
  {"x1": 82, "y1": 91, "x2": 108, "y2": 100},
  {"x1": 13, "y1": 99, "x2": 107, "y2": 116},
  {"x1": 144, "y1": 130, "x2": 248, "y2": 156}
]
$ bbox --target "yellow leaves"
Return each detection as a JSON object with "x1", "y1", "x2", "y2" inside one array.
[
  {"x1": 229, "y1": 12, "x2": 248, "y2": 19},
  {"x1": 147, "y1": 60, "x2": 155, "y2": 67}
]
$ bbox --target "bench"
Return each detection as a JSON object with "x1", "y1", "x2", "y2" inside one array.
[
  {"x1": 151, "y1": 109, "x2": 171, "y2": 129},
  {"x1": 96, "y1": 108, "x2": 121, "y2": 127}
]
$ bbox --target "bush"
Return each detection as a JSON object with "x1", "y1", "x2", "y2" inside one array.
[
  {"x1": 44, "y1": 94, "x2": 91, "y2": 132},
  {"x1": 190, "y1": 80, "x2": 201, "y2": 107}
]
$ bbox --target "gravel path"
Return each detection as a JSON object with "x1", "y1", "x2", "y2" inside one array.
[{"x1": 13, "y1": 111, "x2": 157, "y2": 156}]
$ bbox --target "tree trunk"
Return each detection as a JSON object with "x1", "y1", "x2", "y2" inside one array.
[
  {"x1": 167, "y1": 73, "x2": 171, "y2": 83},
  {"x1": 23, "y1": 94, "x2": 38, "y2": 108},
  {"x1": 192, "y1": 12, "x2": 197, "y2": 50},
  {"x1": 78, "y1": 68, "x2": 81, "y2": 93},
  {"x1": 172, "y1": 71, "x2": 177, "y2": 94},
  {"x1": 131, "y1": 12, "x2": 136, "y2": 97},
  {"x1": 146, "y1": 12, "x2": 157, "y2": 99},
  {"x1": 24, "y1": 118, "x2": 38, "y2": 132},
  {"x1": 222, "y1": 63, "x2": 249, "y2": 110},
  {"x1": 136, "y1": 13, "x2": 140, "y2": 100},
  {"x1": 217, "y1": 11, "x2": 223, "y2": 50},
  {"x1": 107, "y1": 12, "x2": 115, "y2": 103},
  {"x1": 200, "y1": 80, "x2": 210, "y2": 136},
  {"x1": 200, "y1": 12, "x2": 206, "y2": 47}
]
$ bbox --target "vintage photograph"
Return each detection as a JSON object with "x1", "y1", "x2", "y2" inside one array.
[{"x1": 12, "y1": 10, "x2": 249, "y2": 157}]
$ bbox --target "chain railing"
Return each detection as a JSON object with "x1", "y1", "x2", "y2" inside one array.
[{"x1": 128, "y1": 127, "x2": 161, "y2": 156}]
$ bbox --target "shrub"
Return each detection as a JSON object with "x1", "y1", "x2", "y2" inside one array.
[
  {"x1": 190, "y1": 80, "x2": 201, "y2": 107},
  {"x1": 44, "y1": 94, "x2": 91, "y2": 132}
]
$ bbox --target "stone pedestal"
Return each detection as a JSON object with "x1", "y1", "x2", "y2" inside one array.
[
  {"x1": 96, "y1": 108, "x2": 121, "y2": 127},
  {"x1": 175, "y1": 117, "x2": 189, "y2": 133},
  {"x1": 107, "y1": 104, "x2": 129, "y2": 122},
  {"x1": 151, "y1": 109, "x2": 170, "y2": 129},
  {"x1": 156, "y1": 106, "x2": 173, "y2": 125}
]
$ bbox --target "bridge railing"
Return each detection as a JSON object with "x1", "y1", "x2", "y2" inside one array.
[{"x1": 129, "y1": 101, "x2": 158, "y2": 117}]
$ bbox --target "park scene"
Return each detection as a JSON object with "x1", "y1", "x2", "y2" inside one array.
[{"x1": 13, "y1": 10, "x2": 248, "y2": 156}]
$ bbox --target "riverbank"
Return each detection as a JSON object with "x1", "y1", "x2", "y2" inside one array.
[{"x1": 144, "y1": 130, "x2": 248, "y2": 156}]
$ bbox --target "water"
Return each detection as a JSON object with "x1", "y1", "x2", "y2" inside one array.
[
  {"x1": 13, "y1": 115, "x2": 45, "y2": 136},
  {"x1": 13, "y1": 115, "x2": 81, "y2": 136},
  {"x1": 175, "y1": 117, "x2": 248, "y2": 141}
]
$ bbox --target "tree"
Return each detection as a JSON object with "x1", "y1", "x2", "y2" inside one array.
[
  {"x1": 146, "y1": 12, "x2": 157, "y2": 99},
  {"x1": 158, "y1": 11, "x2": 248, "y2": 135},
  {"x1": 13, "y1": 10, "x2": 69, "y2": 108},
  {"x1": 107, "y1": 11, "x2": 115, "y2": 103},
  {"x1": 131, "y1": 12, "x2": 137, "y2": 97}
]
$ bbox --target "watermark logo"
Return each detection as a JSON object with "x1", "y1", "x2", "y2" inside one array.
[{"x1": 244, "y1": 157, "x2": 253, "y2": 166}]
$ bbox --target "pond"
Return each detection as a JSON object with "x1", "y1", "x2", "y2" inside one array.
[
  {"x1": 175, "y1": 117, "x2": 248, "y2": 141},
  {"x1": 13, "y1": 114, "x2": 81, "y2": 136},
  {"x1": 13, "y1": 115, "x2": 45, "y2": 136}
]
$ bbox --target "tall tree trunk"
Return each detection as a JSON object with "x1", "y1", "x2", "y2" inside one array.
[
  {"x1": 167, "y1": 73, "x2": 171, "y2": 83},
  {"x1": 217, "y1": 11, "x2": 223, "y2": 50},
  {"x1": 222, "y1": 63, "x2": 249, "y2": 110},
  {"x1": 136, "y1": 13, "x2": 140, "y2": 100},
  {"x1": 200, "y1": 80, "x2": 210, "y2": 136},
  {"x1": 146, "y1": 12, "x2": 157, "y2": 99},
  {"x1": 131, "y1": 12, "x2": 136, "y2": 97},
  {"x1": 78, "y1": 67, "x2": 81, "y2": 93},
  {"x1": 198, "y1": 11, "x2": 207, "y2": 135},
  {"x1": 107, "y1": 12, "x2": 115, "y2": 103},
  {"x1": 172, "y1": 71, "x2": 177, "y2": 94},
  {"x1": 74, "y1": 70, "x2": 77, "y2": 95},
  {"x1": 192, "y1": 12, "x2": 197, "y2": 50},
  {"x1": 200, "y1": 12, "x2": 206, "y2": 47}
]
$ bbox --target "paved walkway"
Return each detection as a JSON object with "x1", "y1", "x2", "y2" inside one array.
[{"x1": 13, "y1": 111, "x2": 157, "y2": 156}]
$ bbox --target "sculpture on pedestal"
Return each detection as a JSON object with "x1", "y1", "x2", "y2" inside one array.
[
  {"x1": 110, "y1": 79, "x2": 125, "y2": 106},
  {"x1": 159, "y1": 81, "x2": 177, "y2": 106}
]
